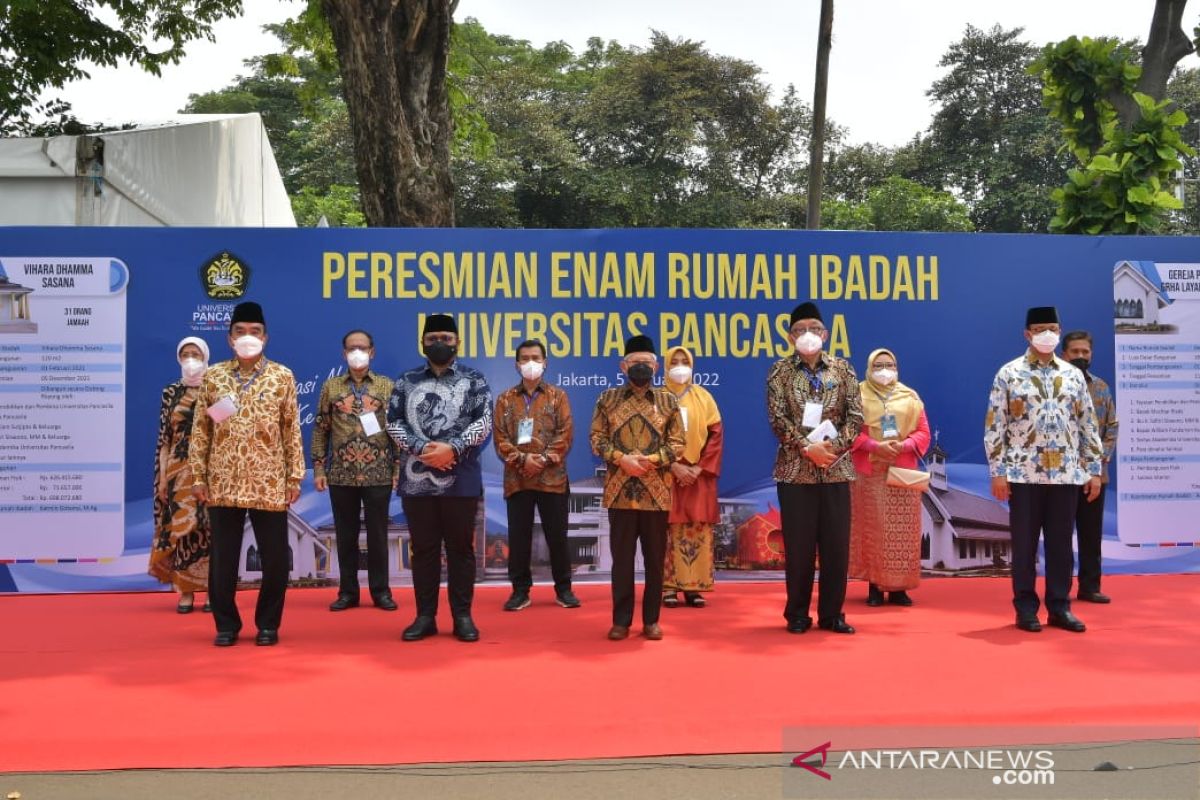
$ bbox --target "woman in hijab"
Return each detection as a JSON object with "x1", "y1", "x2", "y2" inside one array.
[
  {"x1": 849, "y1": 348, "x2": 931, "y2": 607},
  {"x1": 662, "y1": 346, "x2": 724, "y2": 608},
  {"x1": 149, "y1": 337, "x2": 213, "y2": 613}
]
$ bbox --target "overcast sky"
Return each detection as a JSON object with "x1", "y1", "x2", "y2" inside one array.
[{"x1": 55, "y1": 0, "x2": 1161, "y2": 146}]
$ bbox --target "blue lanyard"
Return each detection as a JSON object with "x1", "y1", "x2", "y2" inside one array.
[
  {"x1": 802, "y1": 364, "x2": 823, "y2": 394},
  {"x1": 349, "y1": 378, "x2": 369, "y2": 407},
  {"x1": 236, "y1": 361, "x2": 266, "y2": 395},
  {"x1": 522, "y1": 387, "x2": 540, "y2": 417}
]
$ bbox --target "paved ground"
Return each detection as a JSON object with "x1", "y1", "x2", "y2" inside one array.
[{"x1": 4, "y1": 742, "x2": 1197, "y2": 800}]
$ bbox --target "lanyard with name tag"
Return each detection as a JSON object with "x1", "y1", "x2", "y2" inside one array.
[{"x1": 517, "y1": 389, "x2": 539, "y2": 444}]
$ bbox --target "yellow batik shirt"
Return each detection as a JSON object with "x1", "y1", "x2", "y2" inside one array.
[{"x1": 190, "y1": 358, "x2": 306, "y2": 511}]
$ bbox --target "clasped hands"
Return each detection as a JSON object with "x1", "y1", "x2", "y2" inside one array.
[{"x1": 419, "y1": 441, "x2": 457, "y2": 471}]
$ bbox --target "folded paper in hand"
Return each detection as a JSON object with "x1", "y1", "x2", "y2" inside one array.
[
  {"x1": 806, "y1": 419, "x2": 838, "y2": 443},
  {"x1": 886, "y1": 466, "x2": 930, "y2": 492}
]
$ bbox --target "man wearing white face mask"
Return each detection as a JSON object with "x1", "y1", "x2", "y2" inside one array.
[
  {"x1": 311, "y1": 330, "x2": 400, "y2": 612},
  {"x1": 493, "y1": 339, "x2": 579, "y2": 611},
  {"x1": 984, "y1": 306, "x2": 1103, "y2": 634},
  {"x1": 767, "y1": 302, "x2": 863, "y2": 636},
  {"x1": 190, "y1": 301, "x2": 305, "y2": 647}
]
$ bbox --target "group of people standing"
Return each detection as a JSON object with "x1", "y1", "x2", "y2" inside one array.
[{"x1": 149, "y1": 299, "x2": 1116, "y2": 647}]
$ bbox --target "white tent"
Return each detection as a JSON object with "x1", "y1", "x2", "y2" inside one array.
[{"x1": 0, "y1": 114, "x2": 296, "y2": 227}]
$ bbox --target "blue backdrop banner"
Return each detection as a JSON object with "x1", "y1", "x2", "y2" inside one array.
[{"x1": 0, "y1": 227, "x2": 1196, "y2": 593}]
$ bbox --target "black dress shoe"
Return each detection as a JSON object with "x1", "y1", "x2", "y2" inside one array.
[
  {"x1": 213, "y1": 630, "x2": 239, "y2": 647},
  {"x1": 255, "y1": 629, "x2": 279, "y2": 646},
  {"x1": 818, "y1": 616, "x2": 855, "y2": 634},
  {"x1": 453, "y1": 616, "x2": 480, "y2": 642},
  {"x1": 787, "y1": 617, "x2": 813, "y2": 634},
  {"x1": 373, "y1": 594, "x2": 398, "y2": 611},
  {"x1": 402, "y1": 615, "x2": 438, "y2": 641},
  {"x1": 888, "y1": 591, "x2": 914, "y2": 607},
  {"x1": 1047, "y1": 611, "x2": 1086, "y2": 632},
  {"x1": 866, "y1": 585, "x2": 884, "y2": 607},
  {"x1": 1016, "y1": 616, "x2": 1043, "y2": 632},
  {"x1": 329, "y1": 594, "x2": 359, "y2": 612},
  {"x1": 1077, "y1": 591, "x2": 1111, "y2": 604}
]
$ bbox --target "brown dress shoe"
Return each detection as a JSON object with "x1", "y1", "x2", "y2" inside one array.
[
  {"x1": 607, "y1": 625, "x2": 630, "y2": 640},
  {"x1": 643, "y1": 623, "x2": 664, "y2": 640}
]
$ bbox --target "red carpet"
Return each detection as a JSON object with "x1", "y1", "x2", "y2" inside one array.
[{"x1": 1, "y1": 575, "x2": 1198, "y2": 772}]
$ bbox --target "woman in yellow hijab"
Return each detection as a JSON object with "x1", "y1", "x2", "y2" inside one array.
[
  {"x1": 849, "y1": 348, "x2": 931, "y2": 607},
  {"x1": 662, "y1": 346, "x2": 724, "y2": 608}
]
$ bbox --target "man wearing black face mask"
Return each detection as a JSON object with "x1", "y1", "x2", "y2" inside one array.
[
  {"x1": 590, "y1": 335, "x2": 685, "y2": 641},
  {"x1": 1062, "y1": 330, "x2": 1119, "y2": 604},
  {"x1": 386, "y1": 314, "x2": 493, "y2": 642}
]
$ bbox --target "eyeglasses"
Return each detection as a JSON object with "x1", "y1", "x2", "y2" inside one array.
[
  {"x1": 792, "y1": 327, "x2": 825, "y2": 336},
  {"x1": 423, "y1": 335, "x2": 456, "y2": 344}
]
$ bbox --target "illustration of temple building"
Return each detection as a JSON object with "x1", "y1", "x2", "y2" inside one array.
[{"x1": 0, "y1": 264, "x2": 37, "y2": 333}]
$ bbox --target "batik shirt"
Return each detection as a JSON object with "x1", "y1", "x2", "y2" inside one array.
[
  {"x1": 311, "y1": 370, "x2": 398, "y2": 487},
  {"x1": 984, "y1": 351, "x2": 1103, "y2": 485},
  {"x1": 766, "y1": 352, "x2": 863, "y2": 484},
  {"x1": 590, "y1": 385, "x2": 685, "y2": 511},
  {"x1": 494, "y1": 381, "x2": 573, "y2": 498},
  {"x1": 386, "y1": 361, "x2": 492, "y2": 497},
  {"x1": 1085, "y1": 373, "x2": 1119, "y2": 484},
  {"x1": 189, "y1": 358, "x2": 306, "y2": 511}
]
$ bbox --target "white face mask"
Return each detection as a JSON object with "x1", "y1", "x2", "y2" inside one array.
[
  {"x1": 233, "y1": 334, "x2": 264, "y2": 359},
  {"x1": 180, "y1": 358, "x2": 206, "y2": 386},
  {"x1": 872, "y1": 368, "x2": 898, "y2": 385},
  {"x1": 346, "y1": 349, "x2": 370, "y2": 370},
  {"x1": 668, "y1": 365, "x2": 692, "y2": 385},
  {"x1": 519, "y1": 361, "x2": 545, "y2": 381},
  {"x1": 1030, "y1": 330, "x2": 1060, "y2": 354},
  {"x1": 795, "y1": 332, "x2": 823, "y2": 356}
]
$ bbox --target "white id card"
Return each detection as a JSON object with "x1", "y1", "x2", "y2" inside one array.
[
  {"x1": 802, "y1": 400, "x2": 824, "y2": 429},
  {"x1": 360, "y1": 412, "x2": 382, "y2": 437},
  {"x1": 880, "y1": 413, "x2": 899, "y2": 439},
  {"x1": 806, "y1": 419, "x2": 838, "y2": 443},
  {"x1": 517, "y1": 417, "x2": 534, "y2": 445},
  {"x1": 206, "y1": 394, "x2": 238, "y2": 423},
  {"x1": 680, "y1": 406, "x2": 689, "y2": 432}
]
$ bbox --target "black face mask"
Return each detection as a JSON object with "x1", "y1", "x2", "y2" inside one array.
[
  {"x1": 627, "y1": 362, "x2": 654, "y2": 387},
  {"x1": 1069, "y1": 357, "x2": 1091, "y2": 374},
  {"x1": 424, "y1": 342, "x2": 456, "y2": 366}
]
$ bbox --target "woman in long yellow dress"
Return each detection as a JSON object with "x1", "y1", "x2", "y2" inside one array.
[
  {"x1": 662, "y1": 347, "x2": 724, "y2": 608},
  {"x1": 149, "y1": 337, "x2": 212, "y2": 612}
]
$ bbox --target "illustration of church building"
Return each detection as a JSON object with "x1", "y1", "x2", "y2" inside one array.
[
  {"x1": 920, "y1": 445, "x2": 1012, "y2": 571},
  {"x1": 1113, "y1": 260, "x2": 1170, "y2": 328},
  {"x1": 0, "y1": 264, "x2": 37, "y2": 333}
]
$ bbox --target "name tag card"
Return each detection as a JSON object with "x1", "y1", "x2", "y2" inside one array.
[
  {"x1": 802, "y1": 401, "x2": 824, "y2": 429},
  {"x1": 206, "y1": 394, "x2": 238, "y2": 424},
  {"x1": 517, "y1": 417, "x2": 534, "y2": 445},
  {"x1": 881, "y1": 413, "x2": 899, "y2": 439},
  {"x1": 360, "y1": 412, "x2": 382, "y2": 437}
]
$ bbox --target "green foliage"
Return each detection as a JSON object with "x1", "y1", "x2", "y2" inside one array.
[
  {"x1": 1031, "y1": 36, "x2": 1140, "y2": 161},
  {"x1": 823, "y1": 176, "x2": 973, "y2": 232},
  {"x1": 0, "y1": 0, "x2": 244, "y2": 133},
  {"x1": 290, "y1": 185, "x2": 365, "y2": 228},
  {"x1": 1050, "y1": 93, "x2": 1192, "y2": 233},
  {"x1": 1033, "y1": 35, "x2": 1195, "y2": 234}
]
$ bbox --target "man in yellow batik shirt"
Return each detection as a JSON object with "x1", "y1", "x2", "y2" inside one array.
[{"x1": 191, "y1": 302, "x2": 305, "y2": 648}]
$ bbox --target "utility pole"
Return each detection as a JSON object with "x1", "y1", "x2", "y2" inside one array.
[{"x1": 806, "y1": 0, "x2": 834, "y2": 230}]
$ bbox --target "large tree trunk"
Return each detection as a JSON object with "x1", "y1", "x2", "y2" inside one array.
[
  {"x1": 1112, "y1": 0, "x2": 1194, "y2": 127},
  {"x1": 321, "y1": 0, "x2": 455, "y2": 227},
  {"x1": 806, "y1": 0, "x2": 834, "y2": 230}
]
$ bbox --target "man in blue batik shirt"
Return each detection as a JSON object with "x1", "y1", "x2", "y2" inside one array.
[{"x1": 387, "y1": 314, "x2": 492, "y2": 643}]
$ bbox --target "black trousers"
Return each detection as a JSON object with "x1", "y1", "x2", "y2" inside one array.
[
  {"x1": 1074, "y1": 484, "x2": 1106, "y2": 596},
  {"x1": 507, "y1": 490, "x2": 572, "y2": 592},
  {"x1": 608, "y1": 508, "x2": 668, "y2": 627},
  {"x1": 400, "y1": 495, "x2": 479, "y2": 618},
  {"x1": 329, "y1": 483, "x2": 393, "y2": 599},
  {"x1": 208, "y1": 505, "x2": 289, "y2": 634},
  {"x1": 778, "y1": 481, "x2": 850, "y2": 626},
  {"x1": 1009, "y1": 483, "x2": 1078, "y2": 617}
]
